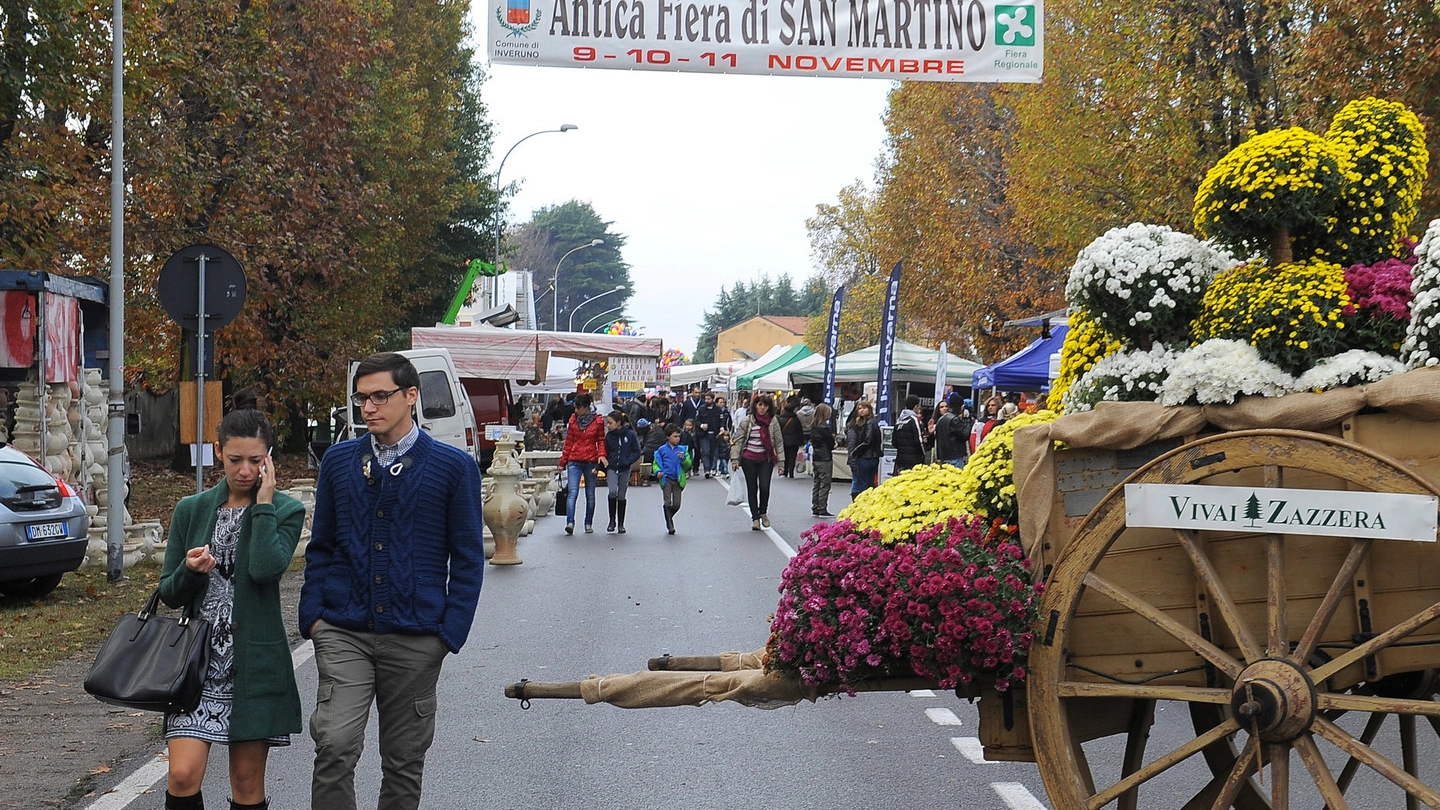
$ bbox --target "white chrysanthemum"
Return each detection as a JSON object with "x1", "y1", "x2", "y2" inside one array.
[
  {"x1": 1402, "y1": 217, "x2": 1440, "y2": 368},
  {"x1": 1295, "y1": 351, "x2": 1407, "y2": 390},
  {"x1": 1063, "y1": 343, "x2": 1179, "y2": 412},
  {"x1": 1066, "y1": 223, "x2": 1239, "y2": 345},
  {"x1": 1160, "y1": 340, "x2": 1296, "y2": 405}
]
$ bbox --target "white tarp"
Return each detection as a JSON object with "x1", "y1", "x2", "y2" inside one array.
[
  {"x1": 412, "y1": 325, "x2": 663, "y2": 381},
  {"x1": 488, "y1": 0, "x2": 1044, "y2": 84}
]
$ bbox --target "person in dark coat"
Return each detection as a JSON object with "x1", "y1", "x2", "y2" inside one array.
[
  {"x1": 809, "y1": 402, "x2": 837, "y2": 517},
  {"x1": 695, "y1": 391, "x2": 721, "y2": 479},
  {"x1": 604, "y1": 410, "x2": 642, "y2": 533},
  {"x1": 160, "y1": 398, "x2": 306, "y2": 810},
  {"x1": 846, "y1": 400, "x2": 883, "y2": 498},
  {"x1": 639, "y1": 417, "x2": 666, "y2": 484},
  {"x1": 892, "y1": 394, "x2": 928, "y2": 472},
  {"x1": 778, "y1": 396, "x2": 805, "y2": 478}
]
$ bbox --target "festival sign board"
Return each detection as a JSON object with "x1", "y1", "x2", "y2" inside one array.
[
  {"x1": 610, "y1": 355, "x2": 658, "y2": 385},
  {"x1": 490, "y1": 0, "x2": 1043, "y2": 83},
  {"x1": 1125, "y1": 484, "x2": 1439, "y2": 543}
]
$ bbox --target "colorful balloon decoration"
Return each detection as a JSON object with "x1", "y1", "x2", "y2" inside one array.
[
  {"x1": 661, "y1": 349, "x2": 690, "y2": 368},
  {"x1": 603, "y1": 320, "x2": 638, "y2": 336}
]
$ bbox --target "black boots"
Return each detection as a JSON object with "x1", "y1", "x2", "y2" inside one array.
[
  {"x1": 617, "y1": 498, "x2": 627, "y2": 533},
  {"x1": 663, "y1": 505, "x2": 676, "y2": 534},
  {"x1": 607, "y1": 496, "x2": 618, "y2": 532},
  {"x1": 230, "y1": 801, "x2": 270, "y2": 810},
  {"x1": 164, "y1": 792, "x2": 203, "y2": 810}
]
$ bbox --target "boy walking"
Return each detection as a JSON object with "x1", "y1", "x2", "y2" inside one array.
[{"x1": 653, "y1": 424, "x2": 694, "y2": 535}]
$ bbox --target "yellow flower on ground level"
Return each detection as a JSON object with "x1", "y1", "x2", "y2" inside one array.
[{"x1": 839, "y1": 463, "x2": 972, "y2": 544}]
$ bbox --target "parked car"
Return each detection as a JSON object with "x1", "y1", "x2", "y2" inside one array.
[{"x1": 0, "y1": 445, "x2": 90, "y2": 599}]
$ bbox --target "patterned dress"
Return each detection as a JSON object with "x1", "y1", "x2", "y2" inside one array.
[{"x1": 165, "y1": 506, "x2": 290, "y2": 746}]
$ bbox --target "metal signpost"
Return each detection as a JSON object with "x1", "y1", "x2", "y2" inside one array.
[{"x1": 158, "y1": 244, "x2": 247, "y2": 492}]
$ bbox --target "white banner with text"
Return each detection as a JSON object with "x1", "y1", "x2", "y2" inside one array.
[
  {"x1": 489, "y1": 0, "x2": 1043, "y2": 82},
  {"x1": 1125, "y1": 484, "x2": 1439, "y2": 543}
]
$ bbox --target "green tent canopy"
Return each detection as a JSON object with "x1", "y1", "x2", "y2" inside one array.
[{"x1": 733, "y1": 344, "x2": 814, "y2": 391}]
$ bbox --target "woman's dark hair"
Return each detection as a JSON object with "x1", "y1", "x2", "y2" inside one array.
[
  {"x1": 752, "y1": 396, "x2": 772, "y2": 412},
  {"x1": 354, "y1": 352, "x2": 420, "y2": 390},
  {"x1": 574, "y1": 392, "x2": 594, "y2": 409},
  {"x1": 607, "y1": 410, "x2": 628, "y2": 425},
  {"x1": 218, "y1": 398, "x2": 275, "y2": 449}
]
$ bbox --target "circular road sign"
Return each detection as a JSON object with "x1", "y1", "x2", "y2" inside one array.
[{"x1": 158, "y1": 244, "x2": 247, "y2": 331}]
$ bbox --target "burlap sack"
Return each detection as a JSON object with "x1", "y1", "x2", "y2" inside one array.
[{"x1": 578, "y1": 668, "x2": 816, "y2": 709}]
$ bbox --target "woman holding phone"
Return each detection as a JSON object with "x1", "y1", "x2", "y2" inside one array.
[{"x1": 158, "y1": 391, "x2": 307, "y2": 810}]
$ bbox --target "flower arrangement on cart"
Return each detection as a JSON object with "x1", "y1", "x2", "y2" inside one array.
[{"x1": 509, "y1": 98, "x2": 1440, "y2": 809}]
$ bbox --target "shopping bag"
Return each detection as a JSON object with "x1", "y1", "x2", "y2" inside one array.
[
  {"x1": 84, "y1": 588, "x2": 211, "y2": 714},
  {"x1": 726, "y1": 468, "x2": 745, "y2": 505}
]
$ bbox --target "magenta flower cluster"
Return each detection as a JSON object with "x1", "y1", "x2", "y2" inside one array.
[
  {"x1": 766, "y1": 516, "x2": 1041, "y2": 695},
  {"x1": 1345, "y1": 255, "x2": 1415, "y2": 322}
]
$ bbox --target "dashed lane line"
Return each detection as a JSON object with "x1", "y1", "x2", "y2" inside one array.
[
  {"x1": 925, "y1": 707, "x2": 963, "y2": 726},
  {"x1": 908, "y1": 689, "x2": 936, "y2": 697},
  {"x1": 950, "y1": 736, "x2": 989, "y2": 764},
  {"x1": 993, "y1": 782, "x2": 1050, "y2": 809}
]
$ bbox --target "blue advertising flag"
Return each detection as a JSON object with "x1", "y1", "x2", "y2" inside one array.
[
  {"x1": 822, "y1": 286, "x2": 845, "y2": 407},
  {"x1": 876, "y1": 261, "x2": 902, "y2": 426}
]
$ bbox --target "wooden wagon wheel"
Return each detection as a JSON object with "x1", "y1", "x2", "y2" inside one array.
[{"x1": 1029, "y1": 429, "x2": 1440, "y2": 810}]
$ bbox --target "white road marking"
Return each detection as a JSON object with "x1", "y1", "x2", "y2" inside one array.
[
  {"x1": 712, "y1": 476, "x2": 796, "y2": 558},
  {"x1": 950, "y1": 736, "x2": 989, "y2": 764},
  {"x1": 993, "y1": 782, "x2": 1049, "y2": 810},
  {"x1": 925, "y1": 707, "x2": 963, "y2": 726},
  {"x1": 908, "y1": 689, "x2": 936, "y2": 697}
]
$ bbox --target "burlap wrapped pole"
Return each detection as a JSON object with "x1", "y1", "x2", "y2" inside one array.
[
  {"x1": 578, "y1": 668, "x2": 818, "y2": 709},
  {"x1": 1013, "y1": 366, "x2": 1440, "y2": 559}
]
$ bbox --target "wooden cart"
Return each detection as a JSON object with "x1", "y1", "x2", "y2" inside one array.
[{"x1": 508, "y1": 406, "x2": 1440, "y2": 810}]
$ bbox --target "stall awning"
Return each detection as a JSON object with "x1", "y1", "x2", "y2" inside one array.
[
  {"x1": 411, "y1": 325, "x2": 663, "y2": 381},
  {"x1": 788, "y1": 340, "x2": 982, "y2": 386},
  {"x1": 971, "y1": 325, "x2": 1069, "y2": 391},
  {"x1": 734, "y1": 344, "x2": 814, "y2": 390}
]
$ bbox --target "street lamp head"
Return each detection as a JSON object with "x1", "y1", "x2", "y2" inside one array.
[
  {"x1": 560, "y1": 124, "x2": 578, "y2": 132},
  {"x1": 589, "y1": 238, "x2": 605, "y2": 247}
]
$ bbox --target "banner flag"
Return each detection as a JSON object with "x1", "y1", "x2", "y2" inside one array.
[
  {"x1": 822, "y1": 285, "x2": 844, "y2": 407},
  {"x1": 44, "y1": 294, "x2": 79, "y2": 384},
  {"x1": 876, "y1": 261, "x2": 901, "y2": 426},
  {"x1": 489, "y1": 0, "x2": 1043, "y2": 84},
  {"x1": 934, "y1": 341, "x2": 948, "y2": 406},
  {"x1": 0, "y1": 292, "x2": 35, "y2": 369}
]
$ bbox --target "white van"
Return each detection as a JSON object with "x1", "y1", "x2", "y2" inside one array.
[{"x1": 346, "y1": 348, "x2": 479, "y2": 464}]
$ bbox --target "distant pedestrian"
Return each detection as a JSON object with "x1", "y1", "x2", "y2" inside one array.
[
  {"x1": 809, "y1": 402, "x2": 836, "y2": 517},
  {"x1": 695, "y1": 391, "x2": 720, "y2": 478},
  {"x1": 653, "y1": 424, "x2": 694, "y2": 535},
  {"x1": 604, "y1": 411, "x2": 641, "y2": 533},
  {"x1": 731, "y1": 394, "x2": 784, "y2": 530},
  {"x1": 892, "y1": 394, "x2": 927, "y2": 473},
  {"x1": 710, "y1": 395, "x2": 734, "y2": 476},
  {"x1": 300, "y1": 352, "x2": 484, "y2": 810},
  {"x1": 558, "y1": 392, "x2": 607, "y2": 534},
  {"x1": 846, "y1": 400, "x2": 882, "y2": 498},
  {"x1": 778, "y1": 396, "x2": 804, "y2": 478},
  {"x1": 933, "y1": 393, "x2": 971, "y2": 467}
]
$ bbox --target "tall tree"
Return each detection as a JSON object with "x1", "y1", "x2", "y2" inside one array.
[
  {"x1": 693, "y1": 272, "x2": 827, "y2": 361},
  {"x1": 518, "y1": 200, "x2": 631, "y2": 331}
]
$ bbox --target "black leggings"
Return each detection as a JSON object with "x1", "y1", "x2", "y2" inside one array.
[
  {"x1": 782, "y1": 443, "x2": 800, "y2": 476},
  {"x1": 740, "y1": 457, "x2": 775, "y2": 520}
]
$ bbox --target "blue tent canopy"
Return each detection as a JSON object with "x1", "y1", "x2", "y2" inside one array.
[{"x1": 972, "y1": 325, "x2": 1069, "y2": 391}]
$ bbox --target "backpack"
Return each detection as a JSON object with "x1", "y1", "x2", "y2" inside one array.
[{"x1": 950, "y1": 414, "x2": 975, "y2": 449}]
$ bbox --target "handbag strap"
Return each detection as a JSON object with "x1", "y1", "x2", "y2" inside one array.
[{"x1": 138, "y1": 586, "x2": 202, "y2": 624}]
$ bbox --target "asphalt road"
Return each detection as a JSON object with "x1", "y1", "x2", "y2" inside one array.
[{"x1": 78, "y1": 471, "x2": 1433, "y2": 809}]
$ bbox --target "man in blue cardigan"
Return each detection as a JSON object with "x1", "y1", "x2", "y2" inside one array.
[{"x1": 300, "y1": 352, "x2": 484, "y2": 810}]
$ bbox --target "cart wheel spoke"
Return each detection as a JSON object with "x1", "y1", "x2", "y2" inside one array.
[
  {"x1": 1086, "y1": 716, "x2": 1241, "y2": 809},
  {"x1": 1313, "y1": 715, "x2": 1440, "y2": 806},
  {"x1": 1209, "y1": 733, "x2": 1260, "y2": 810},
  {"x1": 1333, "y1": 712, "x2": 1386, "y2": 795},
  {"x1": 1311, "y1": 599, "x2": 1440, "y2": 684},
  {"x1": 1176, "y1": 529, "x2": 1263, "y2": 663},
  {"x1": 1295, "y1": 735, "x2": 1349, "y2": 810},
  {"x1": 1082, "y1": 571, "x2": 1243, "y2": 679},
  {"x1": 1265, "y1": 742, "x2": 1288, "y2": 808},
  {"x1": 1401, "y1": 714, "x2": 1420, "y2": 810},
  {"x1": 1178, "y1": 775, "x2": 1228, "y2": 810},
  {"x1": 1117, "y1": 700, "x2": 1154, "y2": 810},
  {"x1": 1261, "y1": 467, "x2": 1289, "y2": 659},
  {"x1": 1319, "y1": 693, "x2": 1440, "y2": 719},
  {"x1": 1293, "y1": 538, "x2": 1372, "y2": 665}
]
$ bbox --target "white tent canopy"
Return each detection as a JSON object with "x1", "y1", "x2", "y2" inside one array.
[
  {"x1": 667, "y1": 361, "x2": 744, "y2": 388},
  {"x1": 723, "y1": 344, "x2": 793, "y2": 390},
  {"x1": 752, "y1": 353, "x2": 823, "y2": 391},
  {"x1": 787, "y1": 340, "x2": 983, "y2": 386}
]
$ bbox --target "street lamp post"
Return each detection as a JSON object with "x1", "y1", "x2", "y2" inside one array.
[
  {"x1": 581, "y1": 303, "x2": 625, "y2": 333},
  {"x1": 552, "y1": 238, "x2": 604, "y2": 330},
  {"x1": 569, "y1": 285, "x2": 626, "y2": 332},
  {"x1": 491, "y1": 124, "x2": 577, "y2": 310}
]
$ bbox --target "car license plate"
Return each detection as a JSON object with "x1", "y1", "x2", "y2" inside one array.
[{"x1": 26, "y1": 522, "x2": 67, "y2": 540}]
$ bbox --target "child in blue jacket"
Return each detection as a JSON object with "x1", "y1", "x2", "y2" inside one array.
[{"x1": 652, "y1": 424, "x2": 694, "y2": 535}]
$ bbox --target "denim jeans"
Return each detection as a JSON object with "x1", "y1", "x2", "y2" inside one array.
[
  {"x1": 942, "y1": 457, "x2": 966, "y2": 468},
  {"x1": 566, "y1": 461, "x2": 598, "y2": 526},
  {"x1": 850, "y1": 456, "x2": 880, "y2": 498},
  {"x1": 698, "y1": 435, "x2": 716, "y2": 473}
]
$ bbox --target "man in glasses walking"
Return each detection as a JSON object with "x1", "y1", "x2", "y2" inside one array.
[{"x1": 299, "y1": 352, "x2": 485, "y2": 810}]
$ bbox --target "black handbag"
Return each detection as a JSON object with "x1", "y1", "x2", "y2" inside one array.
[
  {"x1": 84, "y1": 587, "x2": 212, "y2": 714},
  {"x1": 555, "y1": 485, "x2": 568, "y2": 516}
]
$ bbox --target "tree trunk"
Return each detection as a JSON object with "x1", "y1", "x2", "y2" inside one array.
[{"x1": 1270, "y1": 228, "x2": 1292, "y2": 265}]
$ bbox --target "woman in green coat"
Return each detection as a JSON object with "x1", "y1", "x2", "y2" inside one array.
[{"x1": 158, "y1": 401, "x2": 306, "y2": 810}]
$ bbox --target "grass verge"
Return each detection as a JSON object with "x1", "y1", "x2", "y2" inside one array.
[{"x1": 0, "y1": 563, "x2": 162, "y2": 682}]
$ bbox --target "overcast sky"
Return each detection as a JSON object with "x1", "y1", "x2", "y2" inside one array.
[{"x1": 476, "y1": 56, "x2": 895, "y2": 356}]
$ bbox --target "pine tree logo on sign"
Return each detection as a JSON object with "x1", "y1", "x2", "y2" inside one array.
[
  {"x1": 497, "y1": 0, "x2": 543, "y2": 37},
  {"x1": 995, "y1": 5, "x2": 1036, "y2": 46}
]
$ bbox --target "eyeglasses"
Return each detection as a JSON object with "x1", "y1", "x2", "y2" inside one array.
[{"x1": 351, "y1": 387, "x2": 405, "y2": 407}]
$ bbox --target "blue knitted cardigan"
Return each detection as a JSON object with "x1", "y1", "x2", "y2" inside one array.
[{"x1": 299, "y1": 430, "x2": 485, "y2": 652}]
